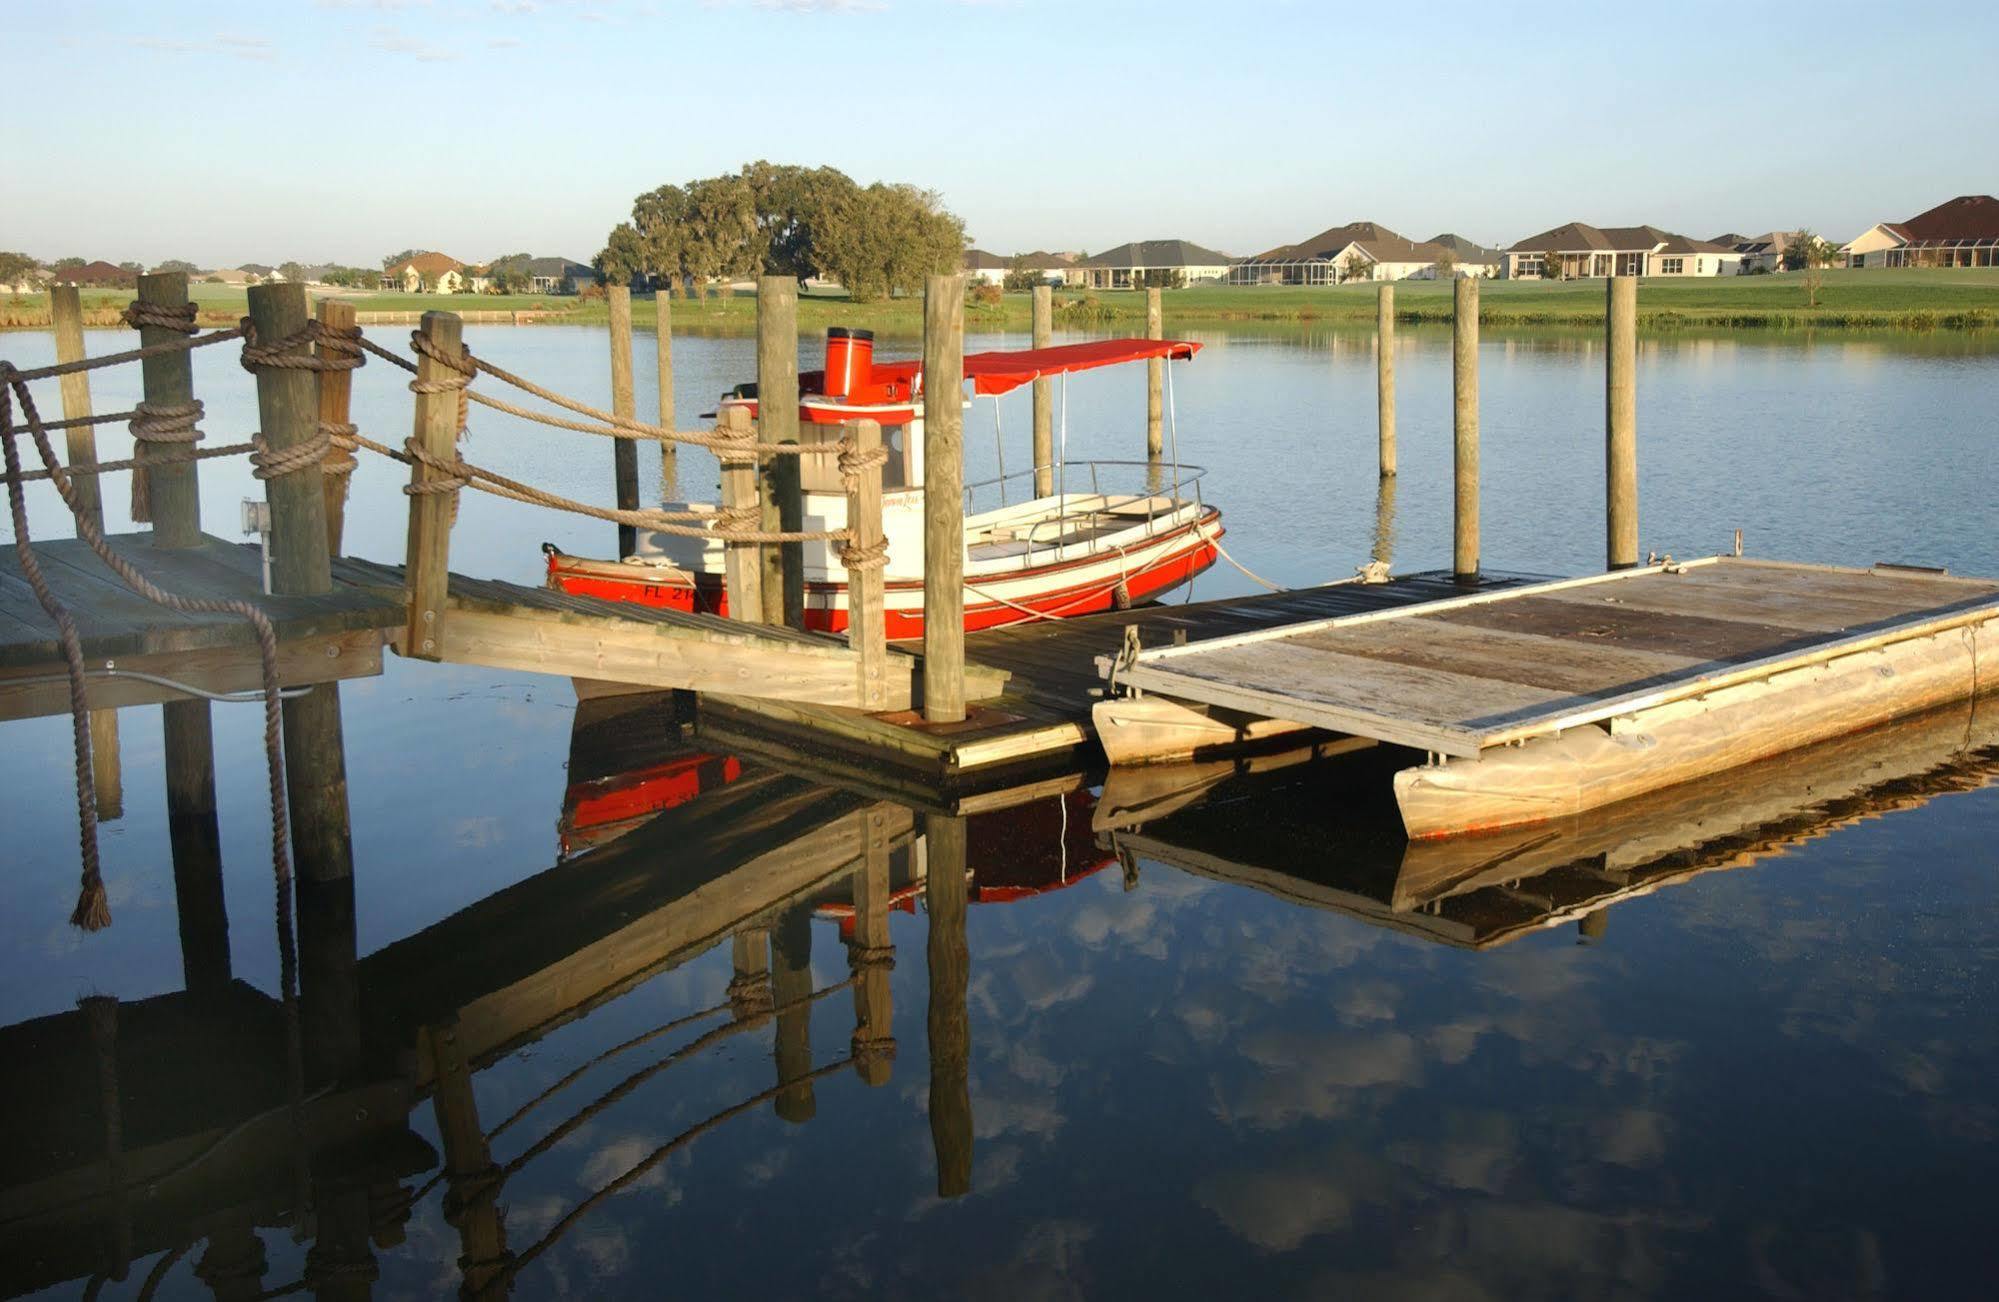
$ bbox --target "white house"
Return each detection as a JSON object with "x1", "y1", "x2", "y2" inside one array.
[
  {"x1": 1842, "y1": 195, "x2": 1999, "y2": 268},
  {"x1": 1502, "y1": 223, "x2": 1739, "y2": 278},
  {"x1": 1713, "y1": 232, "x2": 1802, "y2": 274},
  {"x1": 1073, "y1": 239, "x2": 1232, "y2": 289},
  {"x1": 381, "y1": 252, "x2": 469, "y2": 293},
  {"x1": 961, "y1": 249, "x2": 1008, "y2": 286},
  {"x1": 1229, "y1": 222, "x2": 1454, "y2": 284}
]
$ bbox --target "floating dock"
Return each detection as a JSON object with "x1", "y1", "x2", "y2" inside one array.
[{"x1": 1104, "y1": 557, "x2": 1999, "y2": 836}]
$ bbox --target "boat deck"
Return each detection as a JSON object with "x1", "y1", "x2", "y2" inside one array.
[
  {"x1": 1112, "y1": 558, "x2": 1999, "y2": 758},
  {"x1": 697, "y1": 569, "x2": 1544, "y2": 782}
]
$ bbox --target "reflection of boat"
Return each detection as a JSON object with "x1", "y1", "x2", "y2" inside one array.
[
  {"x1": 545, "y1": 329, "x2": 1222, "y2": 638},
  {"x1": 1099, "y1": 699, "x2": 1999, "y2": 949}
]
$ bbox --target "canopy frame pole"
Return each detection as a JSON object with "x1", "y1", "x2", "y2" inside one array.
[
  {"x1": 1058, "y1": 371, "x2": 1069, "y2": 563},
  {"x1": 1165, "y1": 355, "x2": 1183, "y2": 507},
  {"x1": 992, "y1": 394, "x2": 1006, "y2": 507}
]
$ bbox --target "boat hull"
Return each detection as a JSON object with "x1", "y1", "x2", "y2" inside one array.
[{"x1": 547, "y1": 511, "x2": 1224, "y2": 640}]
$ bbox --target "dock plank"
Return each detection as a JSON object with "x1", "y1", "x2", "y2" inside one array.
[{"x1": 1291, "y1": 618, "x2": 1702, "y2": 695}]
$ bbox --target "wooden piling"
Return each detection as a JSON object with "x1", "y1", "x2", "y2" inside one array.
[
  {"x1": 1376, "y1": 283, "x2": 1396, "y2": 478},
  {"x1": 1371, "y1": 471, "x2": 1398, "y2": 570},
  {"x1": 297, "y1": 873, "x2": 361, "y2": 1082},
  {"x1": 50, "y1": 283, "x2": 121, "y2": 818},
  {"x1": 922, "y1": 274, "x2": 967, "y2": 724},
  {"x1": 314, "y1": 297, "x2": 357, "y2": 556},
  {"x1": 844, "y1": 418, "x2": 890, "y2": 710},
  {"x1": 47, "y1": 285, "x2": 103, "y2": 529},
  {"x1": 1031, "y1": 285, "x2": 1053, "y2": 497},
  {"x1": 246, "y1": 283, "x2": 331, "y2": 595},
  {"x1": 1452, "y1": 276, "x2": 1480, "y2": 581},
  {"x1": 425, "y1": 1021, "x2": 511, "y2": 1298},
  {"x1": 718, "y1": 404, "x2": 765, "y2": 623},
  {"x1": 402, "y1": 311, "x2": 465, "y2": 659},
  {"x1": 756, "y1": 276, "x2": 803, "y2": 628},
  {"x1": 728, "y1": 925, "x2": 772, "y2": 1020},
  {"x1": 655, "y1": 293, "x2": 675, "y2": 472},
  {"x1": 1145, "y1": 286, "x2": 1164, "y2": 459},
  {"x1": 1606, "y1": 275, "x2": 1638, "y2": 571},
  {"x1": 771, "y1": 904, "x2": 816, "y2": 1124},
  {"x1": 608, "y1": 285, "x2": 639, "y2": 558},
  {"x1": 925, "y1": 812, "x2": 972, "y2": 1198},
  {"x1": 848, "y1": 804, "x2": 895, "y2": 1087},
  {"x1": 135, "y1": 273, "x2": 203, "y2": 547}
]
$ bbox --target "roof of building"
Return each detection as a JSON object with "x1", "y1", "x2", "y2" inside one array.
[
  {"x1": 1243, "y1": 221, "x2": 1446, "y2": 266},
  {"x1": 1712, "y1": 231, "x2": 1800, "y2": 257},
  {"x1": 1015, "y1": 250, "x2": 1082, "y2": 267},
  {"x1": 237, "y1": 263, "x2": 274, "y2": 275},
  {"x1": 1507, "y1": 223, "x2": 1731, "y2": 255},
  {"x1": 385, "y1": 251, "x2": 465, "y2": 278},
  {"x1": 962, "y1": 248, "x2": 1008, "y2": 270},
  {"x1": 521, "y1": 256, "x2": 592, "y2": 278},
  {"x1": 1081, "y1": 239, "x2": 1232, "y2": 268},
  {"x1": 1898, "y1": 194, "x2": 1999, "y2": 246},
  {"x1": 1426, "y1": 233, "x2": 1503, "y2": 263},
  {"x1": 48, "y1": 260, "x2": 136, "y2": 285}
]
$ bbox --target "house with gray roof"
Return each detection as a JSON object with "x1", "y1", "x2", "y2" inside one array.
[
  {"x1": 1426, "y1": 234, "x2": 1503, "y2": 277},
  {"x1": 1074, "y1": 239, "x2": 1232, "y2": 289},
  {"x1": 1229, "y1": 222, "x2": 1457, "y2": 284},
  {"x1": 1502, "y1": 224, "x2": 1739, "y2": 278},
  {"x1": 522, "y1": 257, "x2": 594, "y2": 294}
]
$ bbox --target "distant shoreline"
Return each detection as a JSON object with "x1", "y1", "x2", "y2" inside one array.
[{"x1": 5, "y1": 268, "x2": 1994, "y2": 335}]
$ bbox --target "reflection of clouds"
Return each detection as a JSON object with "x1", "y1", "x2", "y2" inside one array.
[
  {"x1": 1195, "y1": 1149, "x2": 1390, "y2": 1251},
  {"x1": 954, "y1": 1219, "x2": 1098, "y2": 1302},
  {"x1": 1009, "y1": 952, "x2": 1095, "y2": 1010},
  {"x1": 576, "y1": 1134, "x2": 680, "y2": 1201},
  {"x1": 1067, "y1": 895, "x2": 1155, "y2": 947},
  {"x1": 1217, "y1": 1027, "x2": 1421, "y2": 1128}
]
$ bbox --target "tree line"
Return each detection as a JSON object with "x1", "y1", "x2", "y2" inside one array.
[{"x1": 594, "y1": 161, "x2": 967, "y2": 302}]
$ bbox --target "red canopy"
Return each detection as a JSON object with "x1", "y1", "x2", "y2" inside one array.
[{"x1": 960, "y1": 338, "x2": 1200, "y2": 397}]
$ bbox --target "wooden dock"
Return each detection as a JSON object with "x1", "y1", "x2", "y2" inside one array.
[
  {"x1": 1106, "y1": 557, "x2": 1999, "y2": 836},
  {"x1": 697, "y1": 570, "x2": 1544, "y2": 783}
]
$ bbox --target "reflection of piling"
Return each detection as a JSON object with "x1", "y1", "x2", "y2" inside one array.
[
  {"x1": 925, "y1": 813, "x2": 972, "y2": 1199},
  {"x1": 1376, "y1": 283, "x2": 1396, "y2": 478},
  {"x1": 195, "y1": 1225, "x2": 269, "y2": 1301},
  {"x1": 1606, "y1": 276, "x2": 1638, "y2": 570},
  {"x1": 1452, "y1": 277, "x2": 1480, "y2": 581},
  {"x1": 1578, "y1": 908, "x2": 1608, "y2": 943},
  {"x1": 83, "y1": 995, "x2": 131, "y2": 1281},
  {"x1": 728, "y1": 926, "x2": 773, "y2": 1019},
  {"x1": 607, "y1": 285, "x2": 639, "y2": 558},
  {"x1": 298, "y1": 873, "x2": 361, "y2": 1083},
  {"x1": 51, "y1": 284, "x2": 121, "y2": 819},
  {"x1": 1031, "y1": 286, "x2": 1053, "y2": 497},
  {"x1": 426, "y1": 1021, "x2": 513, "y2": 1300},
  {"x1": 757, "y1": 277, "x2": 804, "y2": 628},
  {"x1": 304, "y1": 1184, "x2": 379, "y2": 1302},
  {"x1": 770, "y1": 905, "x2": 817, "y2": 1124},
  {"x1": 921, "y1": 275, "x2": 967, "y2": 723},
  {"x1": 166, "y1": 701, "x2": 230, "y2": 993},
  {"x1": 1145, "y1": 287, "x2": 1164, "y2": 459},
  {"x1": 847, "y1": 805, "x2": 897, "y2": 1087}
]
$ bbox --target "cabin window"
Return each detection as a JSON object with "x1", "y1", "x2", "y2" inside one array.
[{"x1": 1660, "y1": 257, "x2": 1684, "y2": 275}]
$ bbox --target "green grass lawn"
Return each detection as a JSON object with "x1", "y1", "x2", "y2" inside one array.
[{"x1": 8, "y1": 267, "x2": 1996, "y2": 334}]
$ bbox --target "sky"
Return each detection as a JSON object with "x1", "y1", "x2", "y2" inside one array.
[{"x1": 5, "y1": 0, "x2": 1996, "y2": 268}]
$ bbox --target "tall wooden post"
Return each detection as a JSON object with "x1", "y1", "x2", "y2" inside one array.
[
  {"x1": 922, "y1": 275, "x2": 967, "y2": 724},
  {"x1": 297, "y1": 871, "x2": 361, "y2": 1082},
  {"x1": 756, "y1": 276, "x2": 803, "y2": 627},
  {"x1": 925, "y1": 813, "x2": 972, "y2": 1198},
  {"x1": 1031, "y1": 285, "x2": 1053, "y2": 497},
  {"x1": 717, "y1": 405, "x2": 764, "y2": 623},
  {"x1": 50, "y1": 284, "x2": 121, "y2": 819},
  {"x1": 655, "y1": 294, "x2": 675, "y2": 479},
  {"x1": 1452, "y1": 276, "x2": 1480, "y2": 581},
  {"x1": 403, "y1": 311, "x2": 465, "y2": 659},
  {"x1": 136, "y1": 273, "x2": 202, "y2": 547},
  {"x1": 847, "y1": 805, "x2": 895, "y2": 1087},
  {"x1": 607, "y1": 285, "x2": 639, "y2": 558},
  {"x1": 1145, "y1": 286, "x2": 1164, "y2": 459},
  {"x1": 426, "y1": 1022, "x2": 512, "y2": 1299},
  {"x1": 166, "y1": 702, "x2": 230, "y2": 993},
  {"x1": 247, "y1": 286, "x2": 355, "y2": 891},
  {"x1": 1376, "y1": 283, "x2": 1396, "y2": 477},
  {"x1": 1606, "y1": 275, "x2": 1639, "y2": 570},
  {"x1": 314, "y1": 298, "x2": 357, "y2": 557},
  {"x1": 48, "y1": 285, "x2": 104, "y2": 528},
  {"x1": 770, "y1": 905, "x2": 816, "y2": 1124},
  {"x1": 1371, "y1": 471, "x2": 1398, "y2": 570},
  {"x1": 844, "y1": 418, "x2": 889, "y2": 709}
]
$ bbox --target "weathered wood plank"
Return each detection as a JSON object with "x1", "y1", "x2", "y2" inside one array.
[
  {"x1": 1290, "y1": 618, "x2": 1702, "y2": 696},
  {"x1": 1428, "y1": 594, "x2": 1816, "y2": 663},
  {"x1": 0, "y1": 628, "x2": 385, "y2": 721},
  {"x1": 1534, "y1": 576, "x2": 1986, "y2": 635}
]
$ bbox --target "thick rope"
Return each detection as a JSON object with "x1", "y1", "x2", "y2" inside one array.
[
  {"x1": 835, "y1": 435, "x2": 891, "y2": 571},
  {"x1": 9, "y1": 319, "x2": 246, "y2": 384},
  {"x1": 4, "y1": 441, "x2": 255, "y2": 485},
  {"x1": 120, "y1": 301, "x2": 203, "y2": 525}
]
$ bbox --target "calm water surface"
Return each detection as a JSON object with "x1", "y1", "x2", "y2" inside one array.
[{"x1": 1, "y1": 323, "x2": 1996, "y2": 1298}]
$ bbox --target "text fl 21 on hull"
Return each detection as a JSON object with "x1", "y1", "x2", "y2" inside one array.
[{"x1": 545, "y1": 327, "x2": 1222, "y2": 639}]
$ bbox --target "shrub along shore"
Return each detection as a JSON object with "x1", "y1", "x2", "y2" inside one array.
[{"x1": 6, "y1": 268, "x2": 1995, "y2": 335}]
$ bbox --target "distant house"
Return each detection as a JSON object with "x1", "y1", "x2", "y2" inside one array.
[
  {"x1": 1074, "y1": 239, "x2": 1232, "y2": 289},
  {"x1": 1842, "y1": 195, "x2": 1999, "y2": 268},
  {"x1": 239, "y1": 263, "x2": 277, "y2": 280},
  {"x1": 961, "y1": 249, "x2": 1008, "y2": 286},
  {"x1": 1501, "y1": 224, "x2": 1739, "y2": 278},
  {"x1": 45, "y1": 260, "x2": 137, "y2": 288},
  {"x1": 203, "y1": 267, "x2": 254, "y2": 285},
  {"x1": 1229, "y1": 223, "x2": 1454, "y2": 284},
  {"x1": 1015, "y1": 250, "x2": 1081, "y2": 285},
  {"x1": 523, "y1": 256, "x2": 594, "y2": 294},
  {"x1": 3, "y1": 266, "x2": 50, "y2": 294},
  {"x1": 1712, "y1": 232, "x2": 1802, "y2": 274},
  {"x1": 1425, "y1": 233, "x2": 1503, "y2": 279},
  {"x1": 381, "y1": 252, "x2": 468, "y2": 293}
]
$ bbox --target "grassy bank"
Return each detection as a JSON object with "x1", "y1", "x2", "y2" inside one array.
[{"x1": 6, "y1": 268, "x2": 1996, "y2": 335}]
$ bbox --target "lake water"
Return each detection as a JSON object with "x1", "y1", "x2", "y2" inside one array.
[{"x1": 2, "y1": 322, "x2": 1997, "y2": 1298}]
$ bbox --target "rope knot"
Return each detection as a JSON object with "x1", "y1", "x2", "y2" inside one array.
[
  {"x1": 313, "y1": 322, "x2": 365, "y2": 371},
  {"x1": 850, "y1": 1031, "x2": 898, "y2": 1068},
  {"x1": 710, "y1": 504, "x2": 759, "y2": 537},
  {"x1": 250, "y1": 430, "x2": 333, "y2": 481},
  {"x1": 836, "y1": 435, "x2": 889, "y2": 493},
  {"x1": 129, "y1": 400, "x2": 203, "y2": 445},
  {"x1": 239, "y1": 318, "x2": 327, "y2": 373},
  {"x1": 846, "y1": 943, "x2": 896, "y2": 971},
  {"x1": 320, "y1": 420, "x2": 360, "y2": 476},
  {"x1": 401, "y1": 436, "x2": 469, "y2": 495},
  {"x1": 121, "y1": 300, "x2": 198, "y2": 335},
  {"x1": 837, "y1": 534, "x2": 889, "y2": 572}
]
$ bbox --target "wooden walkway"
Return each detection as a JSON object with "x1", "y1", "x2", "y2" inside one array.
[{"x1": 699, "y1": 571, "x2": 1543, "y2": 781}]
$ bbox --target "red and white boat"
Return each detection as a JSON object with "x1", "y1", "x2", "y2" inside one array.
[{"x1": 544, "y1": 327, "x2": 1222, "y2": 639}]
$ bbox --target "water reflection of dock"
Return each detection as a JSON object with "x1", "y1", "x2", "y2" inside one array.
[{"x1": 1098, "y1": 700, "x2": 1999, "y2": 949}]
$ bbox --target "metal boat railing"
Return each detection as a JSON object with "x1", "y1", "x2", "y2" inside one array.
[{"x1": 960, "y1": 460, "x2": 1208, "y2": 567}]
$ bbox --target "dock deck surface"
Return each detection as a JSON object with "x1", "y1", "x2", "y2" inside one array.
[{"x1": 1115, "y1": 558, "x2": 1999, "y2": 758}]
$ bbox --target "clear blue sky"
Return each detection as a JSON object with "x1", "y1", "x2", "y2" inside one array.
[{"x1": 7, "y1": 0, "x2": 1995, "y2": 267}]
